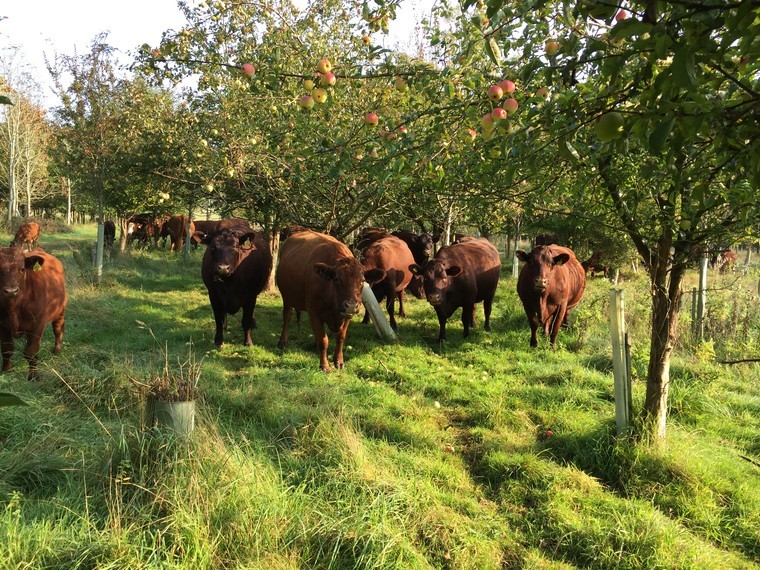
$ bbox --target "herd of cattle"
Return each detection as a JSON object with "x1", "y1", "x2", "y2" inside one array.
[{"x1": 0, "y1": 219, "x2": 742, "y2": 378}]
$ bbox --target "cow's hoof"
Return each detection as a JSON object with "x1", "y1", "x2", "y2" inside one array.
[
  {"x1": 214, "y1": 342, "x2": 224, "y2": 349},
  {"x1": 277, "y1": 341, "x2": 287, "y2": 350}
]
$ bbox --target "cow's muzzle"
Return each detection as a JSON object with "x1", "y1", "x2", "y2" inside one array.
[
  {"x1": 427, "y1": 293, "x2": 442, "y2": 306},
  {"x1": 1, "y1": 287, "x2": 19, "y2": 298},
  {"x1": 340, "y1": 300, "x2": 360, "y2": 317}
]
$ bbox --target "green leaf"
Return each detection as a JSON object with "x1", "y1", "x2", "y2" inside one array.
[
  {"x1": 561, "y1": 139, "x2": 581, "y2": 162},
  {"x1": 0, "y1": 393, "x2": 28, "y2": 407},
  {"x1": 611, "y1": 20, "x2": 653, "y2": 40},
  {"x1": 486, "y1": 0, "x2": 505, "y2": 19},
  {"x1": 0, "y1": 95, "x2": 12, "y2": 105},
  {"x1": 648, "y1": 116, "x2": 676, "y2": 154},
  {"x1": 671, "y1": 45, "x2": 697, "y2": 89}
]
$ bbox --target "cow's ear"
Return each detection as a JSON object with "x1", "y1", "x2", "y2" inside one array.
[
  {"x1": 446, "y1": 265, "x2": 462, "y2": 277},
  {"x1": 515, "y1": 250, "x2": 530, "y2": 262},
  {"x1": 409, "y1": 263, "x2": 423, "y2": 276},
  {"x1": 364, "y1": 268, "x2": 386, "y2": 285},
  {"x1": 553, "y1": 253, "x2": 570, "y2": 266},
  {"x1": 240, "y1": 232, "x2": 258, "y2": 248},
  {"x1": 24, "y1": 254, "x2": 44, "y2": 270},
  {"x1": 314, "y1": 262, "x2": 337, "y2": 281}
]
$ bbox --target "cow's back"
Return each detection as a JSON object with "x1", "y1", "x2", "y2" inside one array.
[
  {"x1": 362, "y1": 236, "x2": 415, "y2": 291},
  {"x1": 277, "y1": 230, "x2": 352, "y2": 310},
  {"x1": 437, "y1": 238, "x2": 501, "y2": 301}
]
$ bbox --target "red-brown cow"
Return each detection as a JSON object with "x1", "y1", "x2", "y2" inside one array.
[
  {"x1": 516, "y1": 245, "x2": 586, "y2": 347},
  {"x1": 716, "y1": 249, "x2": 738, "y2": 274},
  {"x1": 0, "y1": 247, "x2": 67, "y2": 380},
  {"x1": 10, "y1": 222, "x2": 40, "y2": 251},
  {"x1": 410, "y1": 237, "x2": 501, "y2": 341},
  {"x1": 163, "y1": 214, "x2": 196, "y2": 253},
  {"x1": 276, "y1": 229, "x2": 385, "y2": 372},
  {"x1": 199, "y1": 228, "x2": 272, "y2": 347},
  {"x1": 581, "y1": 251, "x2": 609, "y2": 278},
  {"x1": 359, "y1": 235, "x2": 416, "y2": 330}
]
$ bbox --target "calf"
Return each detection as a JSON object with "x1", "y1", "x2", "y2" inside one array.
[
  {"x1": 10, "y1": 222, "x2": 40, "y2": 251},
  {"x1": 199, "y1": 228, "x2": 272, "y2": 347},
  {"x1": 410, "y1": 237, "x2": 501, "y2": 341},
  {"x1": 516, "y1": 245, "x2": 586, "y2": 347},
  {"x1": 276, "y1": 229, "x2": 385, "y2": 372},
  {"x1": 359, "y1": 235, "x2": 416, "y2": 330},
  {"x1": 0, "y1": 248, "x2": 67, "y2": 380}
]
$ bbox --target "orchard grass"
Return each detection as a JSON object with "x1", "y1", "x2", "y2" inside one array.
[{"x1": 0, "y1": 225, "x2": 757, "y2": 569}]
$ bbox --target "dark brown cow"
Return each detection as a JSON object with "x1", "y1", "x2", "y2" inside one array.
[
  {"x1": 410, "y1": 237, "x2": 501, "y2": 341},
  {"x1": 391, "y1": 230, "x2": 434, "y2": 299},
  {"x1": 10, "y1": 222, "x2": 40, "y2": 251},
  {"x1": 359, "y1": 235, "x2": 416, "y2": 330},
  {"x1": 581, "y1": 251, "x2": 609, "y2": 278},
  {"x1": 192, "y1": 218, "x2": 252, "y2": 248},
  {"x1": 103, "y1": 221, "x2": 116, "y2": 248},
  {"x1": 163, "y1": 214, "x2": 196, "y2": 253},
  {"x1": 716, "y1": 249, "x2": 738, "y2": 274},
  {"x1": 0, "y1": 248, "x2": 66, "y2": 380},
  {"x1": 516, "y1": 245, "x2": 586, "y2": 347},
  {"x1": 199, "y1": 228, "x2": 272, "y2": 347},
  {"x1": 276, "y1": 229, "x2": 385, "y2": 372}
]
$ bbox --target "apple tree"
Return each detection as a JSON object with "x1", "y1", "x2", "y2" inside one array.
[{"x1": 463, "y1": 0, "x2": 759, "y2": 439}]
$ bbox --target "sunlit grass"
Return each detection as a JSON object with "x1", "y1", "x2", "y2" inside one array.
[{"x1": 0, "y1": 224, "x2": 757, "y2": 568}]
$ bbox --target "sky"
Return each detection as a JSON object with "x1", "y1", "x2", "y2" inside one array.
[
  {"x1": 1, "y1": 0, "x2": 187, "y2": 107},
  {"x1": 1, "y1": 0, "x2": 430, "y2": 110}
]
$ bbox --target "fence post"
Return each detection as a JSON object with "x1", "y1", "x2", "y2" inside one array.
[
  {"x1": 691, "y1": 287, "x2": 698, "y2": 338},
  {"x1": 610, "y1": 289, "x2": 631, "y2": 436},
  {"x1": 361, "y1": 283, "x2": 396, "y2": 340},
  {"x1": 696, "y1": 257, "x2": 708, "y2": 341}
]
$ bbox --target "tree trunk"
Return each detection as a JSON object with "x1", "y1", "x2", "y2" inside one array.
[
  {"x1": 643, "y1": 240, "x2": 687, "y2": 441},
  {"x1": 266, "y1": 228, "x2": 280, "y2": 292},
  {"x1": 118, "y1": 216, "x2": 129, "y2": 252}
]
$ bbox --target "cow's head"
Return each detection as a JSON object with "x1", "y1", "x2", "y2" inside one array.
[
  {"x1": 314, "y1": 257, "x2": 385, "y2": 318},
  {"x1": 415, "y1": 233, "x2": 435, "y2": 262},
  {"x1": 516, "y1": 246, "x2": 570, "y2": 293},
  {"x1": 202, "y1": 229, "x2": 258, "y2": 279},
  {"x1": 0, "y1": 248, "x2": 43, "y2": 301},
  {"x1": 409, "y1": 259, "x2": 461, "y2": 306}
]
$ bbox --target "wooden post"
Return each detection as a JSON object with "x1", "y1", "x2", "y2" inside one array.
[
  {"x1": 610, "y1": 289, "x2": 631, "y2": 436},
  {"x1": 361, "y1": 283, "x2": 396, "y2": 340},
  {"x1": 696, "y1": 257, "x2": 708, "y2": 341}
]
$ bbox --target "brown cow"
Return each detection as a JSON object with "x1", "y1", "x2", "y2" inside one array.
[
  {"x1": 516, "y1": 245, "x2": 586, "y2": 347},
  {"x1": 199, "y1": 228, "x2": 272, "y2": 347},
  {"x1": 716, "y1": 249, "x2": 738, "y2": 274},
  {"x1": 103, "y1": 221, "x2": 116, "y2": 248},
  {"x1": 359, "y1": 235, "x2": 416, "y2": 330},
  {"x1": 410, "y1": 237, "x2": 501, "y2": 341},
  {"x1": 391, "y1": 229, "x2": 434, "y2": 300},
  {"x1": 276, "y1": 229, "x2": 385, "y2": 372},
  {"x1": 192, "y1": 218, "x2": 252, "y2": 248},
  {"x1": 0, "y1": 247, "x2": 66, "y2": 380},
  {"x1": 10, "y1": 222, "x2": 40, "y2": 251},
  {"x1": 581, "y1": 251, "x2": 609, "y2": 278},
  {"x1": 163, "y1": 214, "x2": 196, "y2": 253}
]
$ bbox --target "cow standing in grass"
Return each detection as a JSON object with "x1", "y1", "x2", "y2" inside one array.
[
  {"x1": 199, "y1": 228, "x2": 272, "y2": 348},
  {"x1": 516, "y1": 245, "x2": 586, "y2": 347},
  {"x1": 410, "y1": 237, "x2": 501, "y2": 341},
  {"x1": 10, "y1": 222, "x2": 40, "y2": 251},
  {"x1": 0, "y1": 247, "x2": 67, "y2": 380},
  {"x1": 276, "y1": 229, "x2": 385, "y2": 372}
]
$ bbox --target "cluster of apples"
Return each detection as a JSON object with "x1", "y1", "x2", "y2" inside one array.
[
  {"x1": 299, "y1": 59, "x2": 335, "y2": 110},
  {"x1": 481, "y1": 79, "x2": 520, "y2": 139}
]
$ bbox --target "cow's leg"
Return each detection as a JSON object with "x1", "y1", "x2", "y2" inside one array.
[
  {"x1": 332, "y1": 318, "x2": 351, "y2": 370},
  {"x1": 525, "y1": 308, "x2": 540, "y2": 348},
  {"x1": 397, "y1": 289, "x2": 406, "y2": 318},
  {"x1": 386, "y1": 284, "x2": 399, "y2": 331},
  {"x1": 309, "y1": 314, "x2": 330, "y2": 372},
  {"x1": 483, "y1": 295, "x2": 494, "y2": 332},
  {"x1": 549, "y1": 304, "x2": 568, "y2": 345},
  {"x1": 277, "y1": 306, "x2": 293, "y2": 349},
  {"x1": 23, "y1": 332, "x2": 43, "y2": 381},
  {"x1": 1, "y1": 331, "x2": 14, "y2": 372},
  {"x1": 51, "y1": 312, "x2": 65, "y2": 354},
  {"x1": 210, "y1": 299, "x2": 227, "y2": 347},
  {"x1": 436, "y1": 307, "x2": 448, "y2": 342},
  {"x1": 462, "y1": 303, "x2": 476, "y2": 338},
  {"x1": 241, "y1": 303, "x2": 255, "y2": 346}
]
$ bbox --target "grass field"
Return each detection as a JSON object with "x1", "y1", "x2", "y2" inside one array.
[{"x1": 0, "y1": 224, "x2": 758, "y2": 569}]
